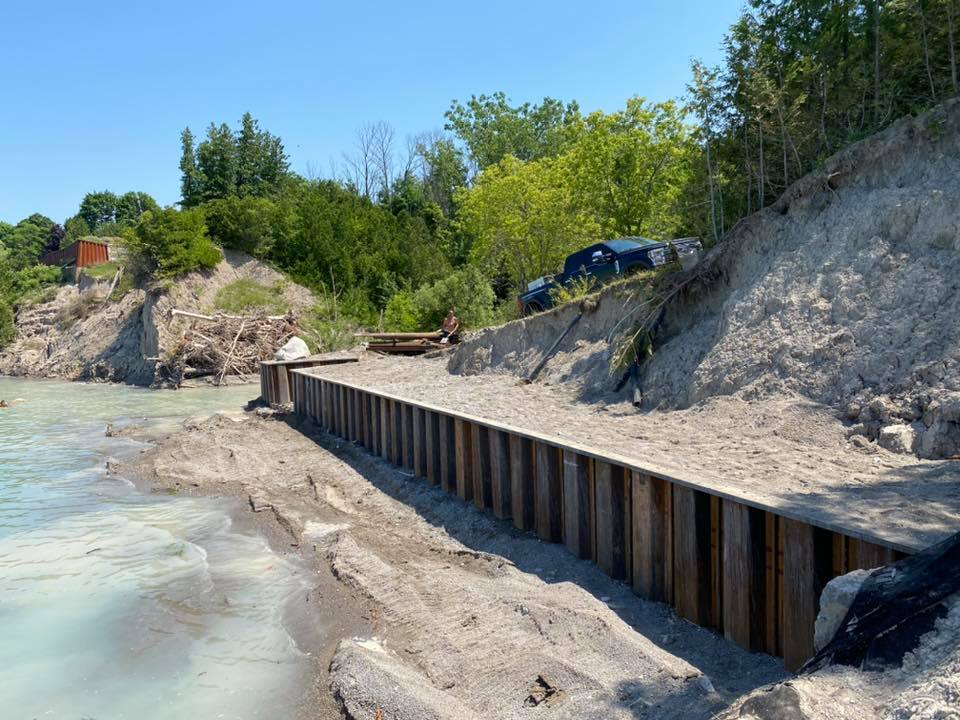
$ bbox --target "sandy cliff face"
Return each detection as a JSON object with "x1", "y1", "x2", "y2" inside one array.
[
  {"x1": 0, "y1": 251, "x2": 314, "y2": 386},
  {"x1": 641, "y1": 100, "x2": 960, "y2": 459}
]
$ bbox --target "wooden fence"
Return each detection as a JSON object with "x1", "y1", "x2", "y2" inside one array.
[{"x1": 288, "y1": 369, "x2": 907, "y2": 671}]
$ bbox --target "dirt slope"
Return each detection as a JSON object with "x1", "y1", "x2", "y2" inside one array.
[
  {"x1": 450, "y1": 99, "x2": 960, "y2": 459},
  {"x1": 0, "y1": 251, "x2": 314, "y2": 386}
]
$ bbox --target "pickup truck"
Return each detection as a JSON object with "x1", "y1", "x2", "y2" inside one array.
[{"x1": 517, "y1": 236, "x2": 702, "y2": 315}]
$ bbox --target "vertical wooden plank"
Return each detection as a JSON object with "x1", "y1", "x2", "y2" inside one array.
[
  {"x1": 390, "y1": 400, "x2": 406, "y2": 467},
  {"x1": 594, "y1": 461, "x2": 628, "y2": 580},
  {"x1": 631, "y1": 473, "x2": 672, "y2": 602},
  {"x1": 454, "y1": 419, "x2": 474, "y2": 502},
  {"x1": 722, "y1": 500, "x2": 767, "y2": 651},
  {"x1": 489, "y1": 430, "x2": 512, "y2": 520},
  {"x1": 470, "y1": 424, "x2": 492, "y2": 510},
  {"x1": 363, "y1": 393, "x2": 373, "y2": 450},
  {"x1": 672, "y1": 485, "x2": 713, "y2": 626},
  {"x1": 509, "y1": 434, "x2": 535, "y2": 530},
  {"x1": 379, "y1": 397, "x2": 390, "y2": 461},
  {"x1": 563, "y1": 451, "x2": 592, "y2": 559},
  {"x1": 764, "y1": 513, "x2": 782, "y2": 656},
  {"x1": 440, "y1": 415, "x2": 457, "y2": 494},
  {"x1": 849, "y1": 538, "x2": 896, "y2": 570},
  {"x1": 711, "y1": 495, "x2": 723, "y2": 629},
  {"x1": 348, "y1": 389, "x2": 357, "y2": 442},
  {"x1": 371, "y1": 394, "x2": 381, "y2": 456},
  {"x1": 413, "y1": 407, "x2": 426, "y2": 478},
  {"x1": 403, "y1": 404, "x2": 415, "y2": 470},
  {"x1": 401, "y1": 404, "x2": 411, "y2": 468},
  {"x1": 425, "y1": 411, "x2": 440, "y2": 485},
  {"x1": 276, "y1": 366, "x2": 290, "y2": 405},
  {"x1": 326, "y1": 382, "x2": 333, "y2": 432},
  {"x1": 782, "y1": 518, "x2": 817, "y2": 672},
  {"x1": 534, "y1": 443, "x2": 563, "y2": 542}
]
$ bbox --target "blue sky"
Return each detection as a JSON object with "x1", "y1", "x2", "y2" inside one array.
[{"x1": 1, "y1": 1, "x2": 742, "y2": 225}]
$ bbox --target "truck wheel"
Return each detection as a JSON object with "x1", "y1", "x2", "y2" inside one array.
[{"x1": 524, "y1": 301, "x2": 544, "y2": 316}]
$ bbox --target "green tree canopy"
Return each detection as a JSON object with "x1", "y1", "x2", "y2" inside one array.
[
  {"x1": 456, "y1": 155, "x2": 598, "y2": 288},
  {"x1": 125, "y1": 207, "x2": 222, "y2": 278},
  {"x1": 180, "y1": 113, "x2": 291, "y2": 207},
  {"x1": 445, "y1": 92, "x2": 581, "y2": 169}
]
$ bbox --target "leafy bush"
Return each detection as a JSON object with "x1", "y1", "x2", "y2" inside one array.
[
  {"x1": 383, "y1": 267, "x2": 498, "y2": 332},
  {"x1": 383, "y1": 290, "x2": 420, "y2": 332},
  {"x1": 213, "y1": 279, "x2": 289, "y2": 315},
  {"x1": 412, "y1": 266, "x2": 496, "y2": 331},
  {"x1": 0, "y1": 300, "x2": 14, "y2": 348},
  {"x1": 13, "y1": 264, "x2": 63, "y2": 298},
  {"x1": 203, "y1": 196, "x2": 292, "y2": 257},
  {"x1": 124, "y1": 207, "x2": 222, "y2": 278}
]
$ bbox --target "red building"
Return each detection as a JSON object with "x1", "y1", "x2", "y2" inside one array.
[{"x1": 42, "y1": 239, "x2": 110, "y2": 269}]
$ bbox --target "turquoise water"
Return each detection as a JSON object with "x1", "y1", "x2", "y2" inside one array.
[{"x1": 0, "y1": 378, "x2": 315, "y2": 720}]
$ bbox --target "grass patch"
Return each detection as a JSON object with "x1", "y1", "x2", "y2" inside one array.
[
  {"x1": 214, "y1": 279, "x2": 289, "y2": 315},
  {"x1": 83, "y1": 262, "x2": 120, "y2": 281}
]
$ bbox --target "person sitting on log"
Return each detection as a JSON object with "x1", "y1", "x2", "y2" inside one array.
[{"x1": 439, "y1": 309, "x2": 460, "y2": 344}]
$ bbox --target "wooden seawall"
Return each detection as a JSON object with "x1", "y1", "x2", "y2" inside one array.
[
  {"x1": 259, "y1": 354, "x2": 359, "y2": 406},
  {"x1": 285, "y1": 368, "x2": 908, "y2": 671}
]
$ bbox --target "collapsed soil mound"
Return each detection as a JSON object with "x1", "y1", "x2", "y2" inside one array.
[
  {"x1": 450, "y1": 100, "x2": 960, "y2": 459},
  {"x1": 0, "y1": 250, "x2": 314, "y2": 386}
]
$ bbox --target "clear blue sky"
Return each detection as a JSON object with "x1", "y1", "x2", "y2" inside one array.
[{"x1": 1, "y1": 1, "x2": 743, "y2": 225}]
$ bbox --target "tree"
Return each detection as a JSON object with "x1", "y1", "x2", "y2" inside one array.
[
  {"x1": 413, "y1": 134, "x2": 469, "y2": 217},
  {"x1": 180, "y1": 114, "x2": 291, "y2": 205},
  {"x1": 77, "y1": 191, "x2": 157, "y2": 234},
  {"x1": 456, "y1": 155, "x2": 598, "y2": 289},
  {"x1": 78, "y1": 191, "x2": 120, "y2": 230},
  {"x1": 44, "y1": 224, "x2": 65, "y2": 254},
  {"x1": 125, "y1": 207, "x2": 222, "y2": 278},
  {"x1": 445, "y1": 92, "x2": 582, "y2": 169},
  {"x1": 2, "y1": 214, "x2": 55, "y2": 269},
  {"x1": 63, "y1": 215, "x2": 92, "y2": 245},
  {"x1": 179, "y1": 128, "x2": 204, "y2": 208}
]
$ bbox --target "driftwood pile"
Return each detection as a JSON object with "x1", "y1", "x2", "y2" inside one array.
[{"x1": 158, "y1": 309, "x2": 299, "y2": 386}]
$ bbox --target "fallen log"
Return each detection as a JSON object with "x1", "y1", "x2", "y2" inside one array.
[
  {"x1": 171, "y1": 308, "x2": 288, "y2": 322},
  {"x1": 355, "y1": 331, "x2": 444, "y2": 341}
]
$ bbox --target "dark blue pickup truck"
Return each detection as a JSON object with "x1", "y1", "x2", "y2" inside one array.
[{"x1": 517, "y1": 236, "x2": 702, "y2": 315}]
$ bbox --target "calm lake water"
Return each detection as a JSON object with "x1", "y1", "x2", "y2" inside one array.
[{"x1": 0, "y1": 378, "x2": 315, "y2": 720}]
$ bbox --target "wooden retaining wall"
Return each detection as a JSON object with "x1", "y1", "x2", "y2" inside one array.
[
  {"x1": 259, "y1": 356, "x2": 359, "y2": 406},
  {"x1": 290, "y1": 370, "x2": 907, "y2": 671}
]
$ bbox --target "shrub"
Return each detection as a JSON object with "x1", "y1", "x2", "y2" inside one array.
[
  {"x1": 383, "y1": 290, "x2": 420, "y2": 332},
  {"x1": 0, "y1": 300, "x2": 14, "y2": 348},
  {"x1": 125, "y1": 207, "x2": 222, "y2": 278},
  {"x1": 412, "y1": 266, "x2": 496, "y2": 331},
  {"x1": 299, "y1": 299, "x2": 359, "y2": 353},
  {"x1": 57, "y1": 289, "x2": 100, "y2": 328},
  {"x1": 203, "y1": 196, "x2": 291, "y2": 258}
]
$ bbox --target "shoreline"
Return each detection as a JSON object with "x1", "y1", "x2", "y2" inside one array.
[
  {"x1": 115, "y1": 416, "x2": 374, "y2": 720},
  {"x1": 119, "y1": 409, "x2": 790, "y2": 718}
]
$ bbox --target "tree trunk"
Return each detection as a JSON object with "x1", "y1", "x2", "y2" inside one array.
[
  {"x1": 917, "y1": 0, "x2": 937, "y2": 102},
  {"x1": 948, "y1": 0, "x2": 959, "y2": 94}
]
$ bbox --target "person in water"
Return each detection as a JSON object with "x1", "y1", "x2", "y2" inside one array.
[{"x1": 439, "y1": 309, "x2": 460, "y2": 344}]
